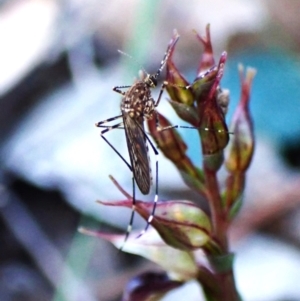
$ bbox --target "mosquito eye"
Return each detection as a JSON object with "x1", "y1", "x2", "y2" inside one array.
[{"x1": 150, "y1": 77, "x2": 157, "y2": 87}]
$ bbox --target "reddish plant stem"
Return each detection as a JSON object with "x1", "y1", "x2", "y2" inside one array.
[
  {"x1": 204, "y1": 167, "x2": 228, "y2": 251},
  {"x1": 202, "y1": 167, "x2": 241, "y2": 301},
  {"x1": 215, "y1": 270, "x2": 241, "y2": 301}
]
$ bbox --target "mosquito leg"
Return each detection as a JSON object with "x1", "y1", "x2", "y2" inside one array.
[
  {"x1": 113, "y1": 85, "x2": 132, "y2": 95},
  {"x1": 158, "y1": 124, "x2": 198, "y2": 131},
  {"x1": 95, "y1": 115, "x2": 124, "y2": 130},
  {"x1": 120, "y1": 175, "x2": 136, "y2": 249},
  {"x1": 99, "y1": 123, "x2": 132, "y2": 172},
  {"x1": 158, "y1": 124, "x2": 231, "y2": 134},
  {"x1": 97, "y1": 125, "x2": 125, "y2": 129},
  {"x1": 95, "y1": 115, "x2": 123, "y2": 127},
  {"x1": 154, "y1": 81, "x2": 168, "y2": 108},
  {"x1": 153, "y1": 110, "x2": 196, "y2": 132}
]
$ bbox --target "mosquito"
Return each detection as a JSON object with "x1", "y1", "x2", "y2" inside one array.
[{"x1": 96, "y1": 33, "x2": 180, "y2": 244}]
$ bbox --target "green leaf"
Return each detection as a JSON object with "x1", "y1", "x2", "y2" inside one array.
[{"x1": 80, "y1": 227, "x2": 198, "y2": 281}]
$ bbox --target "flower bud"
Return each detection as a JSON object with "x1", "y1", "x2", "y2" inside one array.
[
  {"x1": 165, "y1": 33, "x2": 194, "y2": 106},
  {"x1": 195, "y1": 23, "x2": 215, "y2": 75},
  {"x1": 225, "y1": 65, "x2": 256, "y2": 172},
  {"x1": 189, "y1": 65, "x2": 218, "y2": 101},
  {"x1": 148, "y1": 112, "x2": 206, "y2": 194},
  {"x1": 88, "y1": 199, "x2": 212, "y2": 251},
  {"x1": 224, "y1": 66, "x2": 256, "y2": 214},
  {"x1": 196, "y1": 52, "x2": 229, "y2": 157}
]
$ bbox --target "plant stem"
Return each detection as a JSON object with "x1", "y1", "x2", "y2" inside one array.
[
  {"x1": 204, "y1": 167, "x2": 227, "y2": 251},
  {"x1": 201, "y1": 166, "x2": 241, "y2": 301}
]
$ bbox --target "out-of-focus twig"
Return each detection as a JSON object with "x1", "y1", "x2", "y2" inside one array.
[{"x1": 0, "y1": 184, "x2": 98, "y2": 301}]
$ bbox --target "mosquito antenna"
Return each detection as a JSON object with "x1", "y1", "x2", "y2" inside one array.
[
  {"x1": 117, "y1": 49, "x2": 149, "y2": 76},
  {"x1": 153, "y1": 31, "x2": 180, "y2": 80}
]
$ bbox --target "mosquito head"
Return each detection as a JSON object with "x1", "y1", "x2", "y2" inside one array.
[
  {"x1": 146, "y1": 54, "x2": 171, "y2": 88},
  {"x1": 144, "y1": 74, "x2": 158, "y2": 88}
]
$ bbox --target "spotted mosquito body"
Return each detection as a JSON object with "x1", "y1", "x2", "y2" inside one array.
[{"x1": 96, "y1": 34, "x2": 180, "y2": 245}]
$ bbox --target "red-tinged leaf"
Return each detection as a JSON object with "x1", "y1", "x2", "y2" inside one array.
[
  {"x1": 122, "y1": 271, "x2": 183, "y2": 301},
  {"x1": 80, "y1": 227, "x2": 198, "y2": 281}
]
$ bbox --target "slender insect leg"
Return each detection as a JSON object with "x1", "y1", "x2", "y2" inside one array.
[
  {"x1": 95, "y1": 114, "x2": 123, "y2": 127},
  {"x1": 158, "y1": 124, "x2": 230, "y2": 134},
  {"x1": 154, "y1": 81, "x2": 168, "y2": 108},
  {"x1": 152, "y1": 111, "x2": 211, "y2": 132},
  {"x1": 98, "y1": 122, "x2": 132, "y2": 172},
  {"x1": 113, "y1": 85, "x2": 132, "y2": 95},
  {"x1": 136, "y1": 132, "x2": 159, "y2": 238},
  {"x1": 120, "y1": 175, "x2": 136, "y2": 250},
  {"x1": 158, "y1": 124, "x2": 198, "y2": 131},
  {"x1": 97, "y1": 125, "x2": 125, "y2": 129},
  {"x1": 153, "y1": 107, "x2": 198, "y2": 132}
]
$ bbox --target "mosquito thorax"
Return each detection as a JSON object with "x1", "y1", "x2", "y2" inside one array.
[{"x1": 128, "y1": 110, "x2": 136, "y2": 118}]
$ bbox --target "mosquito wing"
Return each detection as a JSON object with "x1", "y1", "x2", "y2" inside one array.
[{"x1": 123, "y1": 113, "x2": 151, "y2": 194}]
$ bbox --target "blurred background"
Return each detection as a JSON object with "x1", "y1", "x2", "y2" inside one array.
[{"x1": 1, "y1": 0, "x2": 300, "y2": 300}]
